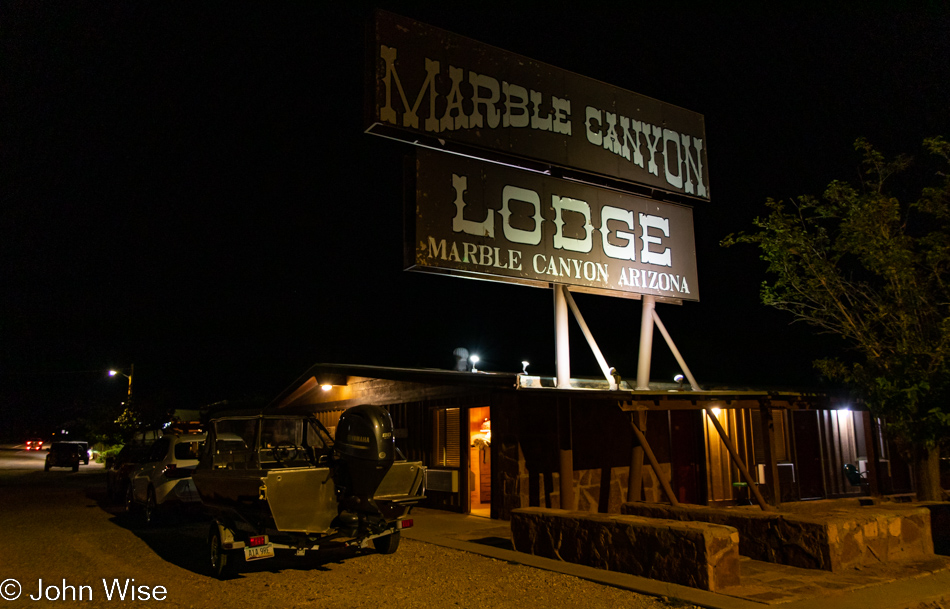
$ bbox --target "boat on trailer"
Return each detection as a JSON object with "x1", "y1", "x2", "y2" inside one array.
[{"x1": 192, "y1": 404, "x2": 425, "y2": 577}]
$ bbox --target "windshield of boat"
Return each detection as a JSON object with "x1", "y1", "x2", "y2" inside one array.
[{"x1": 260, "y1": 417, "x2": 332, "y2": 450}]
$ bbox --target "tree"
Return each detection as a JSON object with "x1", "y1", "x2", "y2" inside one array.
[{"x1": 724, "y1": 138, "x2": 950, "y2": 501}]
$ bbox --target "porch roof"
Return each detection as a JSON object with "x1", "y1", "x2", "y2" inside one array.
[{"x1": 270, "y1": 362, "x2": 834, "y2": 412}]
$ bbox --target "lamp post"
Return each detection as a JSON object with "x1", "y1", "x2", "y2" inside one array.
[{"x1": 109, "y1": 364, "x2": 134, "y2": 408}]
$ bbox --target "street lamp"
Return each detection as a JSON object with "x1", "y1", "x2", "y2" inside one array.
[{"x1": 109, "y1": 364, "x2": 134, "y2": 407}]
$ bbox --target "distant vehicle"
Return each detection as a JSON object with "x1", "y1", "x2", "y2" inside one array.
[
  {"x1": 106, "y1": 442, "x2": 155, "y2": 502},
  {"x1": 192, "y1": 405, "x2": 425, "y2": 578},
  {"x1": 25, "y1": 438, "x2": 44, "y2": 451},
  {"x1": 126, "y1": 431, "x2": 207, "y2": 525},
  {"x1": 62, "y1": 441, "x2": 90, "y2": 464},
  {"x1": 45, "y1": 442, "x2": 82, "y2": 472}
]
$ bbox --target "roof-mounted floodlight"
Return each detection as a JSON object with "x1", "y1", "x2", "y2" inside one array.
[{"x1": 315, "y1": 373, "x2": 347, "y2": 388}]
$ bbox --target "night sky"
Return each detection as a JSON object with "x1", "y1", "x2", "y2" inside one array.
[{"x1": 4, "y1": 2, "x2": 950, "y2": 434}]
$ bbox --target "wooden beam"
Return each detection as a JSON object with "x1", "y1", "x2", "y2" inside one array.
[
  {"x1": 628, "y1": 414, "x2": 680, "y2": 507},
  {"x1": 558, "y1": 400, "x2": 576, "y2": 510},
  {"x1": 760, "y1": 404, "x2": 782, "y2": 506},
  {"x1": 618, "y1": 396, "x2": 815, "y2": 412},
  {"x1": 627, "y1": 410, "x2": 647, "y2": 502},
  {"x1": 862, "y1": 411, "x2": 882, "y2": 496},
  {"x1": 704, "y1": 406, "x2": 774, "y2": 511}
]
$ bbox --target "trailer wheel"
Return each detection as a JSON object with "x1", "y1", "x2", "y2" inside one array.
[
  {"x1": 373, "y1": 531, "x2": 400, "y2": 555},
  {"x1": 209, "y1": 523, "x2": 239, "y2": 578}
]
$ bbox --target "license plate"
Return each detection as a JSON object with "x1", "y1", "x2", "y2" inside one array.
[{"x1": 244, "y1": 543, "x2": 275, "y2": 561}]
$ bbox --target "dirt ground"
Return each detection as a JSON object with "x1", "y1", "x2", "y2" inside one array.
[{"x1": 0, "y1": 449, "x2": 686, "y2": 608}]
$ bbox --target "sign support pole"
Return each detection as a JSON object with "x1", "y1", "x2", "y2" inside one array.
[
  {"x1": 636, "y1": 296, "x2": 656, "y2": 390},
  {"x1": 635, "y1": 297, "x2": 702, "y2": 391},
  {"x1": 554, "y1": 284, "x2": 571, "y2": 389},
  {"x1": 554, "y1": 285, "x2": 576, "y2": 508}
]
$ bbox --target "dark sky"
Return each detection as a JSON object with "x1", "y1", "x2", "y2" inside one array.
[{"x1": 4, "y1": 2, "x2": 950, "y2": 431}]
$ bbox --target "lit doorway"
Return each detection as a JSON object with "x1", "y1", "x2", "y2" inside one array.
[{"x1": 468, "y1": 406, "x2": 491, "y2": 517}]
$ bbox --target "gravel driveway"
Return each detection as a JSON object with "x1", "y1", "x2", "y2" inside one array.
[{"x1": 0, "y1": 450, "x2": 688, "y2": 608}]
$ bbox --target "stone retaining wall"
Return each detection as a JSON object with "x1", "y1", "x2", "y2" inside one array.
[
  {"x1": 927, "y1": 502, "x2": 950, "y2": 555},
  {"x1": 510, "y1": 507, "x2": 740, "y2": 591},
  {"x1": 621, "y1": 502, "x2": 934, "y2": 572},
  {"x1": 891, "y1": 501, "x2": 949, "y2": 556}
]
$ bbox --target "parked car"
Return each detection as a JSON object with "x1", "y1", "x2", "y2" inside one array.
[
  {"x1": 25, "y1": 438, "x2": 44, "y2": 451},
  {"x1": 126, "y1": 431, "x2": 206, "y2": 525},
  {"x1": 45, "y1": 442, "x2": 82, "y2": 471},
  {"x1": 106, "y1": 442, "x2": 155, "y2": 502}
]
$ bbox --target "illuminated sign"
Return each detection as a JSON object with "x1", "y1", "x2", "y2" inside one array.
[
  {"x1": 367, "y1": 11, "x2": 710, "y2": 201},
  {"x1": 408, "y1": 150, "x2": 699, "y2": 301}
]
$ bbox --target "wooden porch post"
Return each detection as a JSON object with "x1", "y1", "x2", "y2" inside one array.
[
  {"x1": 558, "y1": 399, "x2": 576, "y2": 510},
  {"x1": 861, "y1": 410, "x2": 882, "y2": 496},
  {"x1": 760, "y1": 403, "x2": 782, "y2": 506}
]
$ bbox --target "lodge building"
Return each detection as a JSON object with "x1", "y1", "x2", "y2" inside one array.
[{"x1": 271, "y1": 363, "x2": 914, "y2": 519}]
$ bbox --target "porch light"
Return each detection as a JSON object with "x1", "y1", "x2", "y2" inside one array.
[
  {"x1": 321, "y1": 384, "x2": 332, "y2": 391},
  {"x1": 673, "y1": 373, "x2": 687, "y2": 389}
]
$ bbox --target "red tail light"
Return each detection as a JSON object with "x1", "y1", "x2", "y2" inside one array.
[
  {"x1": 249, "y1": 535, "x2": 267, "y2": 547},
  {"x1": 399, "y1": 519, "x2": 413, "y2": 529}
]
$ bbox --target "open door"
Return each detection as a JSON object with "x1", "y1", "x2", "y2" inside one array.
[{"x1": 468, "y1": 406, "x2": 491, "y2": 517}]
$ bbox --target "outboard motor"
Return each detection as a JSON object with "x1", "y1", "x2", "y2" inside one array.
[{"x1": 333, "y1": 405, "x2": 395, "y2": 513}]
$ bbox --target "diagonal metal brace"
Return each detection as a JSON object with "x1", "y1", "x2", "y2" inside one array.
[{"x1": 563, "y1": 288, "x2": 618, "y2": 390}]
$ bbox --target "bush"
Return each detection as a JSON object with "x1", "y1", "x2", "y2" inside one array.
[{"x1": 94, "y1": 443, "x2": 123, "y2": 464}]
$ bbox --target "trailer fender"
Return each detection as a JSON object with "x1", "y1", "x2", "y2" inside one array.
[{"x1": 214, "y1": 520, "x2": 245, "y2": 550}]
